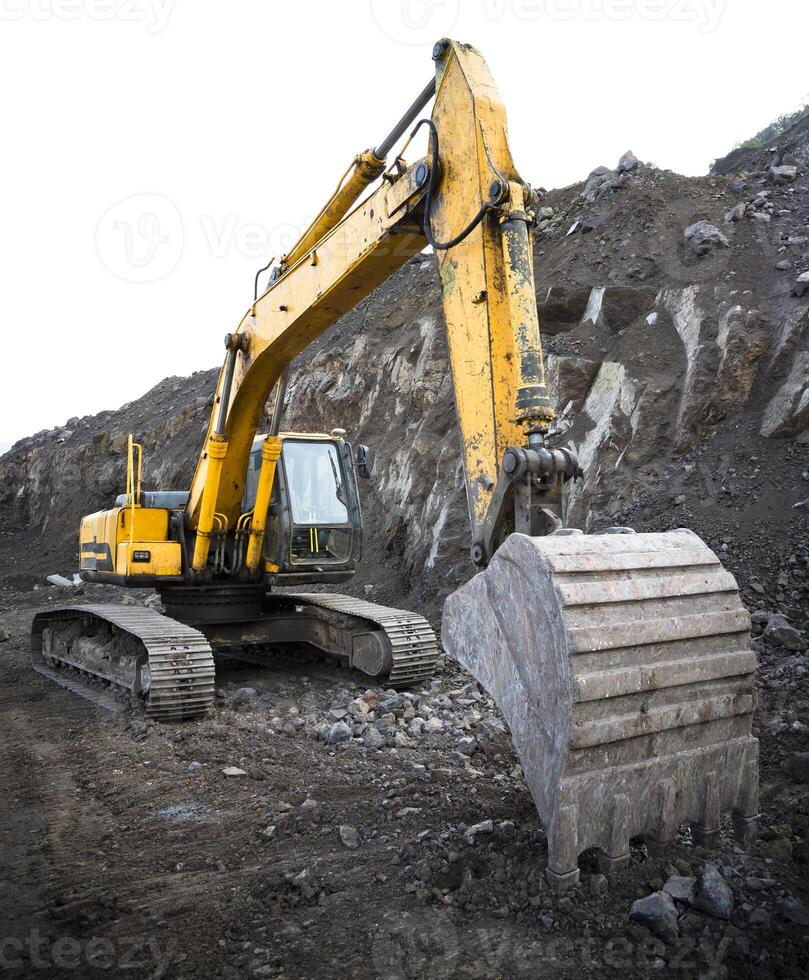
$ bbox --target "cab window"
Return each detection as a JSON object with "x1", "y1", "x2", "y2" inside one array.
[{"x1": 284, "y1": 441, "x2": 349, "y2": 525}]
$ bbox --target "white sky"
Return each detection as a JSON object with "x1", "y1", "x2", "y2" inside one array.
[{"x1": 1, "y1": 0, "x2": 807, "y2": 449}]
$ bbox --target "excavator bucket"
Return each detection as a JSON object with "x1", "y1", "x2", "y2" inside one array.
[{"x1": 442, "y1": 528, "x2": 758, "y2": 891}]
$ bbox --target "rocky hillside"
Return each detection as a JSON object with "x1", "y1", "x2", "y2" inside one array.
[
  {"x1": 711, "y1": 107, "x2": 809, "y2": 178},
  {"x1": 2, "y1": 143, "x2": 808, "y2": 627}
]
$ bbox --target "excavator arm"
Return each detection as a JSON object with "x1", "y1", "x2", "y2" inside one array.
[{"x1": 186, "y1": 39, "x2": 576, "y2": 578}]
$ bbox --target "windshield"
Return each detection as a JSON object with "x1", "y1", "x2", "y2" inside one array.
[{"x1": 284, "y1": 441, "x2": 349, "y2": 525}]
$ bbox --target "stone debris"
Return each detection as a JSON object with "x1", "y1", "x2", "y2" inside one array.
[
  {"x1": 769, "y1": 164, "x2": 798, "y2": 184},
  {"x1": 793, "y1": 270, "x2": 809, "y2": 297},
  {"x1": 339, "y1": 824, "x2": 359, "y2": 850},
  {"x1": 396, "y1": 807, "x2": 421, "y2": 819},
  {"x1": 724, "y1": 202, "x2": 746, "y2": 223},
  {"x1": 745, "y1": 876, "x2": 776, "y2": 891},
  {"x1": 787, "y1": 752, "x2": 809, "y2": 782},
  {"x1": 782, "y1": 897, "x2": 809, "y2": 926},
  {"x1": 662, "y1": 874, "x2": 696, "y2": 904},
  {"x1": 362, "y1": 727, "x2": 385, "y2": 750},
  {"x1": 222, "y1": 767, "x2": 247, "y2": 778},
  {"x1": 323, "y1": 721, "x2": 352, "y2": 745},
  {"x1": 464, "y1": 819, "x2": 494, "y2": 841},
  {"x1": 629, "y1": 891, "x2": 679, "y2": 944},
  {"x1": 692, "y1": 862, "x2": 734, "y2": 920},
  {"x1": 684, "y1": 220, "x2": 730, "y2": 255},
  {"x1": 764, "y1": 613, "x2": 807, "y2": 650},
  {"x1": 231, "y1": 687, "x2": 259, "y2": 707}
]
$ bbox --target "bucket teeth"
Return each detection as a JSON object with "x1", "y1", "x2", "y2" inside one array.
[{"x1": 442, "y1": 528, "x2": 759, "y2": 892}]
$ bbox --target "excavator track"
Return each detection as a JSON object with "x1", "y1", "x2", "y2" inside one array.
[
  {"x1": 285, "y1": 593, "x2": 440, "y2": 687},
  {"x1": 31, "y1": 604, "x2": 215, "y2": 721}
]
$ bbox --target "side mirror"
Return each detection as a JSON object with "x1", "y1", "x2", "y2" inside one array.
[{"x1": 355, "y1": 444, "x2": 373, "y2": 479}]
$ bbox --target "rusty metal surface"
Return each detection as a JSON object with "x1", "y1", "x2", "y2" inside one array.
[{"x1": 442, "y1": 528, "x2": 759, "y2": 890}]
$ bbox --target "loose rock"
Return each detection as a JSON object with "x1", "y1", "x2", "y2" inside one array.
[
  {"x1": 465, "y1": 819, "x2": 494, "y2": 841},
  {"x1": 684, "y1": 221, "x2": 729, "y2": 256},
  {"x1": 663, "y1": 875, "x2": 696, "y2": 904},
  {"x1": 362, "y1": 727, "x2": 385, "y2": 750},
  {"x1": 629, "y1": 891, "x2": 679, "y2": 943},
  {"x1": 793, "y1": 271, "x2": 809, "y2": 297},
  {"x1": 617, "y1": 150, "x2": 640, "y2": 173},
  {"x1": 692, "y1": 863, "x2": 733, "y2": 919},
  {"x1": 339, "y1": 824, "x2": 359, "y2": 850},
  {"x1": 787, "y1": 752, "x2": 809, "y2": 783},
  {"x1": 231, "y1": 687, "x2": 259, "y2": 707},
  {"x1": 324, "y1": 721, "x2": 352, "y2": 745}
]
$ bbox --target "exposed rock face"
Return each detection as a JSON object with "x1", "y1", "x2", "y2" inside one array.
[
  {"x1": 2, "y1": 157, "x2": 808, "y2": 619},
  {"x1": 761, "y1": 352, "x2": 809, "y2": 441}
]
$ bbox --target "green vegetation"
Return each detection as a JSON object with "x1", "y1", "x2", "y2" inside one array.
[{"x1": 734, "y1": 102, "x2": 809, "y2": 150}]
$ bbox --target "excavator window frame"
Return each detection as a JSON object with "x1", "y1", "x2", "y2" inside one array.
[{"x1": 243, "y1": 435, "x2": 364, "y2": 574}]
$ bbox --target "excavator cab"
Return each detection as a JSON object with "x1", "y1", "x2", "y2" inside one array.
[{"x1": 242, "y1": 433, "x2": 365, "y2": 582}]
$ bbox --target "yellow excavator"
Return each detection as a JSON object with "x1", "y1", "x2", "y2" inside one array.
[{"x1": 32, "y1": 40, "x2": 758, "y2": 889}]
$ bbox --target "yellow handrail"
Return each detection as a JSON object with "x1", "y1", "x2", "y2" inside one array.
[{"x1": 126, "y1": 434, "x2": 143, "y2": 548}]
